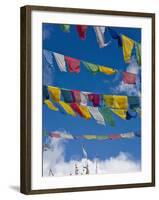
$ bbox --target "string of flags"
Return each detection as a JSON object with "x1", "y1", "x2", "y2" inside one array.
[
  {"x1": 43, "y1": 131, "x2": 141, "y2": 143},
  {"x1": 43, "y1": 85, "x2": 141, "y2": 126},
  {"x1": 44, "y1": 50, "x2": 139, "y2": 84},
  {"x1": 57, "y1": 25, "x2": 141, "y2": 65},
  {"x1": 44, "y1": 50, "x2": 117, "y2": 75}
]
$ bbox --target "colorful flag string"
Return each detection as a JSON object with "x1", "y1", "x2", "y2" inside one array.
[
  {"x1": 58, "y1": 25, "x2": 141, "y2": 64},
  {"x1": 43, "y1": 131, "x2": 141, "y2": 142}
]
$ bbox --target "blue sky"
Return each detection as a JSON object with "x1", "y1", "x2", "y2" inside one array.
[{"x1": 42, "y1": 23, "x2": 141, "y2": 163}]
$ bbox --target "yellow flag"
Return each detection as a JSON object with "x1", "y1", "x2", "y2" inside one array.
[
  {"x1": 48, "y1": 86, "x2": 61, "y2": 102},
  {"x1": 111, "y1": 109, "x2": 127, "y2": 119},
  {"x1": 99, "y1": 66, "x2": 116, "y2": 75},
  {"x1": 44, "y1": 99, "x2": 58, "y2": 111},
  {"x1": 83, "y1": 135, "x2": 96, "y2": 139},
  {"x1": 122, "y1": 35, "x2": 134, "y2": 63},
  {"x1": 103, "y1": 95, "x2": 128, "y2": 110},
  {"x1": 59, "y1": 101, "x2": 76, "y2": 117},
  {"x1": 79, "y1": 105, "x2": 91, "y2": 120}
]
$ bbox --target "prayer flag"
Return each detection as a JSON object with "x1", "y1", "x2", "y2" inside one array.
[
  {"x1": 88, "y1": 93, "x2": 100, "y2": 107},
  {"x1": 99, "y1": 66, "x2": 116, "y2": 75},
  {"x1": 94, "y1": 26, "x2": 108, "y2": 48},
  {"x1": 61, "y1": 89, "x2": 74, "y2": 103},
  {"x1": 44, "y1": 99, "x2": 58, "y2": 111},
  {"x1": 70, "y1": 103, "x2": 84, "y2": 117},
  {"x1": 43, "y1": 49, "x2": 54, "y2": 66},
  {"x1": 59, "y1": 101, "x2": 76, "y2": 116},
  {"x1": 103, "y1": 95, "x2": 128, "y2": 110},
  {"x1": 135, "y1": 42, "x2": 141, "y2": 66},
  {"x1": 122, "y1": 35, "x2": 134, "y2": 63},
  {"x1": 108, "y1": 134, "x2": 121, "y2": 139},
  {"x1": 99, "y1": 106, "x2": 115, "y2": 126},
  {"x1": 65, "y1": 56, "x2": 80, "y2": 73},
  {"x1": 83, "y1": 135, "x2": 97, "y2": 139},
  {"x1": 120, "y1": 132, "x2": 135, "y2": 138},
  {"x1": 71, "y1": 90, "x2": 81, "y2": 103},
  {"x1": 78, "y1": 105, "x2": 91, "y2": 120},
  {"x1": 76, "y1": 25, "x2": 88, "y2": 40},
  {"x1": 53, "y1": 52, "x2": 67, "y2": 72},
  {"x1": 80, "y1": 92, "x2": 88, "y2": 106},
  {"x1": 123, "y1": 71, "x2": 136, "y2": 84},
  {"x1": 108, "y1": 27, "x2": 122, "y2": 46},
  {"x1": 82, "y1": 61, "x2": 99, "y2": 74},
  {"x1": 60, "y1": 24, "x2": 70, "y2": 32},
  {"x1": 43, "y1": 85, "x2": 49, "y2": 100},
  {"x1": 48, "y1": 86, "x2": 61, "y2": 102},
  {"x1": 88, "y1": 106, "x2": 105, "y2": 125},
  {"x1": 111, "y1": 109, "x2": 127, "y2": 119}
]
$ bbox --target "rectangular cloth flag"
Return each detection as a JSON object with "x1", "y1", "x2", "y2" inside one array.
[
  {"x1": 43, "y1": 49, "x2": 54, "y2": 67},
  {"x1": 96, "y1": 135, "x2": 109, "y2": 140},
  {"x1": 121, "y1": 34, "x2": 134, "y2": 63},
  {"x1": 99, "y1": 106, "x2": 115, "y2": 126},
  {"x1": 71, "y1": 90, "x2": 81, "y2": 103},
  {"x1": 120, "y1": 132, "x2": 135, "y2": 138},
  {"x1": 82, "y1": 61, "x2": 99, "y2": 74},
  {"x1": 48, "y1": 86, "x2": 61, "y2": 102},
  {"x1": 59, "y1": 101, "x2": 76, "y2": 117},
  {"x1": 88, "y1": 93, "x2": 100, "y2": 107},
  {"x1": 135, "y1": 42, "x2": 141, "y2": 66},
  {"x1": 44, "y1": 99, "x2": 58, "y2": 111},
  {"x1": 108, "y1": 134, "x2": 121, "y2": 140},
  {"x1": 128, "y1": 96, "x2": 140, "y2": 110},
  {"x1": 93, "y1": 26, "x2": 107, "y2": 48},
  {"x1": 83, "y1": 135, "x2": 97, "y2": 139},
  {"x1": 108, "y1": 27, "x2": 122, "y2": 47},
  {"x1": 61, "y1": 89, "x2": 74, "y2": 103},
  {"x1": 65, "y1": 56, "x2": 80, "y2": 73},
  {"x1": 70, "y1": 103, "x2": 84, "y2": 117},
  {"x1": 53, "y1": 52, "x2": 67, "y2": 72},
  {"x1": 80, "y1": 92, "x2": 89, "y2": 106},
  {"x1": 111, "y1": 109, "x2": 127, "y2": 120},
  {"x1": 78, "y1": 105, "x2": 91, "y2": 120},
  {"x1": 76, "y1": 25, "x2": 88, "y2": 40},
  {"x1": 122, "y1": 71, "x2": 136, "y2": 84},
  {"x1": 60, "y1": 24, "x2": 70, "y2": 32},
  {"x1": 43, "y1": 85, "x2": 49, "y2": 100},
  {"x1": 99, "y1": 66, "x2": 116, "y2": 75},
  {"x1": 88, "y1": 106, "x2": 105, "y2": 125},
  {"x1": 103, "y1": 95, "x2": 128, "y2": 110}
]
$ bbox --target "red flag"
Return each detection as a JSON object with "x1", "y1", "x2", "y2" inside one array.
[
  {"x1": 76, "y1": 25, "x2": 88, "y2": 40},
  {"x1": 70, "y1": 103, "x2": 83, "y2": 116},
  {"x1": 123, "y1": 71, "x2": 136, "y2": 84},
  {"x1": 109, "y1": 134, "x2": 121, "y2": 140},
  {"x1": 88, "y1": 94, "x2": 100, "y2": 107},
  {"x1": 49, "y1": 132, "x2": 61, "y2": 138},
  {"x1": 65, "y1": 56, "x2": 80, "y2": 73},
  {"x1": 71, "y1": 90, "x2": 81, "y2": 103}
]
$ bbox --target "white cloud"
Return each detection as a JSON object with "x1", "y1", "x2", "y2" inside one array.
[{"x1": 43, "y1": 132, "x2": 141, "y2": 177}]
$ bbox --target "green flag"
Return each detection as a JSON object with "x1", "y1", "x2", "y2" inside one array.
[
  {"x1": 60, "y1": 24, "x2": 70, "y2": 32},
  {"x1": 96, "y1": 135, "x2": 109, "y2": 140},
  {"x1": 99, "y1": 106, "x2": 115, "y2": 126},
  {"x1": 135, "y1": 42, "x2": 141, "y2": 66},
  {"x1": 82, "y1": 61, "x2": 99, "y2": 74}
]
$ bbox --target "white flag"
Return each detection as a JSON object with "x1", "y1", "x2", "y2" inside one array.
[
  {"x1": 120, "y1": 132, "x2": 135, "y2": 139},
  {"x1": 53, "y1": 52, "x2": 67, "y2": 72},
  {"x1": 88, "y1": 106, "x2": 105, "y2": 125},
  {"x1": 94, "y1": 26, "x2": 111, "y2": 48}
]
